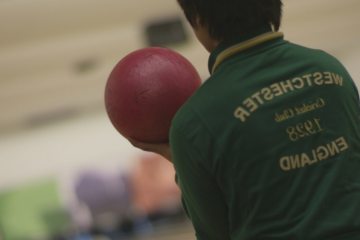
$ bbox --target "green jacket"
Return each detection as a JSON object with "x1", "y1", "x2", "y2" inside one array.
[{"x1": 170, "y1": 27, "x2": 360, "y2": 239}]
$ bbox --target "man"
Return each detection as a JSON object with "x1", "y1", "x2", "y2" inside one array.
[{"x1": 131, "y1": 0, "x2": 360, "y2": 239}]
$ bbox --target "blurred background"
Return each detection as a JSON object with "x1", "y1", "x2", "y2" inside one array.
[{"x1": 0, "y1": 0, "x2": 359, "y2": 239}]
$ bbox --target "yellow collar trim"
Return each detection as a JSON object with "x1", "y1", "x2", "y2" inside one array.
[{"x1": 211, "y1": 32, "x2": 284, "y2": 74}]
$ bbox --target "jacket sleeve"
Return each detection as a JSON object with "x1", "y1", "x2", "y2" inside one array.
[{"x1": 171, "y1": 123, "x2": 230, "y2": 240}]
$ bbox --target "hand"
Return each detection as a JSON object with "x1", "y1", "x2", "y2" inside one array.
[{"x1": 128, "y1": 138, "x2": 172, "y2": 162}]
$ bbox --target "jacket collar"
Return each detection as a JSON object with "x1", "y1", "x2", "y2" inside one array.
[{"x1": 208, "y1": 26, "x2": 284, "y2": 74}]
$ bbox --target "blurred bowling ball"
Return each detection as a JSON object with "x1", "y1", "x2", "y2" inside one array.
[{"x1": 105, "y1": 47, "x2": 201, "y2": 143}]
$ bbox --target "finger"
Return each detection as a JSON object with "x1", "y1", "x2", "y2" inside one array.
[{"x1": 127, "y1": 138, "x2": 157, "y2": 151}]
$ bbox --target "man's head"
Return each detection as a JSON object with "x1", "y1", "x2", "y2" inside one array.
[{"x1": 177, "y1": 0, "x2": 283, "y2": 49}]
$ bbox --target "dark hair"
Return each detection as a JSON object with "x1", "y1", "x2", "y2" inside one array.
[{"x1": 177, "y1": 0, "x2": 283, "y2": 41}]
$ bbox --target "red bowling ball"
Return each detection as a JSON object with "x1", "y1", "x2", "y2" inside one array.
[{"x1": 105, "y1": 47, "x2": 202, "y2": 143}]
